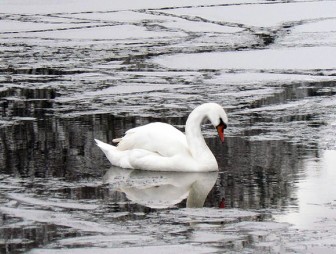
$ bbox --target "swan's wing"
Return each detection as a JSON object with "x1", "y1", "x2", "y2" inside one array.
[{"x1": 115, "y1": 122, "x2": 189, "y2": 157}]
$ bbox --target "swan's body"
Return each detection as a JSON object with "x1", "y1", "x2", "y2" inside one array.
[{"x1": 95, "y1": 103, "x2": 228, "y2": 172}]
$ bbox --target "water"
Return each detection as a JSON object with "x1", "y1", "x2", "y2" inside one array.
[
  {"x1": 1, "y1": 112, "x2": 335, "y2": 253},
  {"x1": 1, "y1": 0, "x2": 336, "y2": 253}
]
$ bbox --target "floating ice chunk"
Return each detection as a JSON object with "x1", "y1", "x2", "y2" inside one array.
[
  {"x1": 1, "y1": 0, "x2": 259, "y2": 14},
  {"x1": 206, "y1": 72, "x2": 336, "y2": 85},
  {"x1": 153, "y1": 46, "x2": 336, "y2": 70},
  {"x1": 275, "y1": 150, "x2": 336, "y2": 229},
  {"x1": 292, "y1": 19, "x2": 336, "y2": 33},
  {"x1": 191, "y1": 231, "x2": 242, "y2": 243},
  {"x1": 57, "y1": 234, "x2": 154, "y2": 247},
  {"x1": 0, "y1": 207, "x2": 114, "y2": 233},
  {"x1": 279, "y1": 19, "x2": 336, "y2": 47},
  {"x1": 7, "y1": 193, "x2": 99, "y2": 210},
  {"x1": 162, "y1": 19, "x2": 243, "y2": 33},
  {"x1": 173, "y1": 208, "x2": 259, "y2": 218},
  {"x1": 162, "y1": 208, "x2": 259, "y2": 223},
  {"x1": 56, "y1": 83, "x2": 185, "y2": 104},
  {"x1": 86, "y1": 83, "x2": 184, "y2": 95},
  {"x1": 69, "y1": 11, "x2": 177, "y2": 22},
  {"x1": 10, "y1": 25, "x2": 186, "y2": 40},
  {"x1": 162, "y1": 1, "x2": 336, "y2": 28},
  {"x1": 0, "y1": 20, "x2": 97, "y2": 33},
  {"x1": 28, "y1": 244, "x2": 219, "y2": 254},
  {"x1": 229, "y1": 221, "x2": 289, "y2": 231}
]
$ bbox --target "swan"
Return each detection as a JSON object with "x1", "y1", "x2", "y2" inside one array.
[{"x1": 95, "y1": 103, "x2": 228, "y2": 172}]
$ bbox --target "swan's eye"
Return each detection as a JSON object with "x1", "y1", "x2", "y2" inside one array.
[{"x1": 219, "y1": 119, "x2": 227, "y2": 129}]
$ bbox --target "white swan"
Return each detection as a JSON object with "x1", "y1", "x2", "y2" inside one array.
[{"x1": 95, "y1": 103, "x2": 228, "y2": 172}]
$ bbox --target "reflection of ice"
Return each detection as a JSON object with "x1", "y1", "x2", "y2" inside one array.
[
  {"x1": 275, "y1": 150, "x2": 336, "y2": 230},
  {"x1": 103, "y1": 167, "x2": 218, "y2": 208}
]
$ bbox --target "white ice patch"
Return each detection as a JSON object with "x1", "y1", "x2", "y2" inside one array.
[
  {"x1": 278, "y1": 18, "x2": 336, "y2": 47},
  {"x1": 206, "y1": 72, "x2": 336, "y2": 86},
  {"x1": 56, "y1": 234, "x2": 154, "y2": 247},
  {"x1": 1, "y1": 0, "x2": 262, "y2": 14},
  {"x1": 28, "y1": 244, "x2": 219, "y2": 254},
  {"x1": 7, "y1": 193, "x2": 99, "y2": 210},
  {"x1": 8, "y1": 25, "x2": 186, "y2": 40},
  {"x1": 162, "y1": 208, "x2": 259, "y2": 223},
  {"x1": 161, "y1": 19, "x2": 243, "y2": 33},
  {"x1": 238, "y1": 99, "x2": 309, "y2": 113},
  {"x1": 228, "y1": 221, "x2": 289, "y2": 231},
  {"x1": 190, "y1": 231, "x2": 243, "y2": 243},
  {"x1": 0, "y1": 20, "x2": 96, "y2": 33},
  {"x1": 68, "y1": 10, "x2": 176, "y2": 23},
  {"x1": 153, "y1": 46, "x2": 336, "y2": 70},
  {"x1": 0, "y1": 207, "x2": 115, "y2": 233},
  {"x1": 292, "y1": 19, "x2": 336, "y2": 33},
  {"x1": 86, "y1": 83, "x2": 184, "y2": 95},
  {"x1": 275, "y1": 150, "x2": 336, "y2": 230},
  {"x1": 56, "y1": 83, "x2": 185, "y2": 104},
  {"x1": 162, "y1": 1, "x2": 336, "y2": 28}
]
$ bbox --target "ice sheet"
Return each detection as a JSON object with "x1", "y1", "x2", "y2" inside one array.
[
  {"x1": 7, "y1": 193, "x2": 99, "y2": 210},
  {"x1": 153, "y1": 46, "x2": 336, "y2": 70},
  {"x1": 0, "y1": 207, "x2": 114, "y2": 233},
  {"x1": 0, "y1": 20, "x2": 94, "y2": 33},
  {"x1": 68, "y1": 11, "x2": 176, "y2": 22},
  {"x1": 1, "y1": 0, "x2": 260, "y2": 14},
  {"x1": 1, "y1": 0, "x2": 336, "y2": 253},
  {"x1": 205, "y1": 72, "x2": 336, "y2": 85},
  {"x1": 293, "y1": 19, "x2": 336, "y2": 33},
  {"x1": 162, "y1": 19, "x2": 243, "y2": 33},
  {"x1": 278, "y1": 19, "x2": 336, "y2": 47},
  {"x1": 275, "y1": 150, "x2": 336, "y2": 229},
  {"x1": 162, "y1": 1, "x2": 336, "y2": 28},
  {"x1": 28, "y1": 244, "x2": 219, "y2": 254},
  {"x1": 7, "y1": 25, "x2": 186, "y2": 40}
]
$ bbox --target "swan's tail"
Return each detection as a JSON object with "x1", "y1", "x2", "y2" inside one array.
[
  {"x1": 94, "y1": 139, "x2": 116, "y2": 152},
  {"x1": 95, "y1": 139, "x2": 131, "y2": 168}
]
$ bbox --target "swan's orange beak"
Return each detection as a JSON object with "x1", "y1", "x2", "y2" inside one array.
[{"x1": 216, "y1": 123, "x2": 225, "y2": 143}]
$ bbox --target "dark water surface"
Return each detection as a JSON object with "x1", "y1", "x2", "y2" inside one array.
[
  {"x1": 1, "y1": 66, "x2": 336, "y2": 253},
  {"x1": 1, "y1": 110, "x2": 334, "y2": 253}
]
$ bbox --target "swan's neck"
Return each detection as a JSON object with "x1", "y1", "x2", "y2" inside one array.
[{"x1": 185, "y1": 106, "x2": 217, "y2": 166}]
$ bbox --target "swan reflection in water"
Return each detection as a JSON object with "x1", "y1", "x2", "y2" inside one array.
[{"x1": 103, "y1": 167, "x2": 218, "y2": 209}]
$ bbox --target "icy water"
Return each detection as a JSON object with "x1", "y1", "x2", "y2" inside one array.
[
  {"x1": 1, "y1": 0, "x2": 336, "y2": 253},
  {"x1": 1, "y1": 107, "x2": 336, "y2": 253}
]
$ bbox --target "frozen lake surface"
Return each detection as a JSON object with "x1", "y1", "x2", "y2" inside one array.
[{"x1": 1, "y1": 0, "x2": 336, "y2": 253}]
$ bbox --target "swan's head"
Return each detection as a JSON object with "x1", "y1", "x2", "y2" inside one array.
[
  {"x1": 187, "y1": 103, "x2": 228, "y2": 142},
  {"x1": 206, "y1": 103, "x2": 228, "y2": 143}
]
